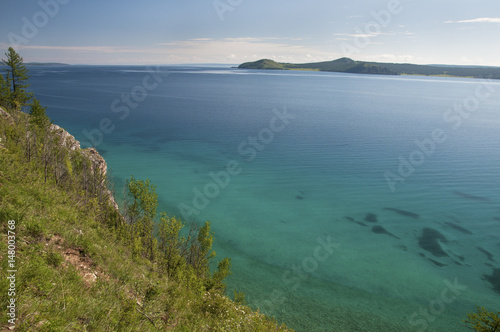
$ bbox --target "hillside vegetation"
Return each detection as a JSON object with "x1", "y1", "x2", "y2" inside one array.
[
  {"x1": 238, "y1": 58, "x2": 500, "y2": 79},
  {"x1": 0, "y1": 48, "x2": 291, "y2": 331}
]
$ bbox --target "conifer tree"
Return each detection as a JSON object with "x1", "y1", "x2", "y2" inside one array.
[{"x1": 2, "y1": 47, "x2": 33, "y2": 109}]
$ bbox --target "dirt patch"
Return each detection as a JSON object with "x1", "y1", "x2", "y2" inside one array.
[{"x1": 46, "y1": 235, "x2": 104, "y2": 286}]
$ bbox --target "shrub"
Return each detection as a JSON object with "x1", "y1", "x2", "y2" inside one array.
[{"x1": 464, "y1": 306, "x2": 500, "y2": 331}]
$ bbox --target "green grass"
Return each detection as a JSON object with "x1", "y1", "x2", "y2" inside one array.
[{"x1": 0, "y1": 108, "x2": 292, "y2": 331}]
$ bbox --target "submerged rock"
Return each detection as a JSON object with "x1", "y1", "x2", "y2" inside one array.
[
  {"x1": 365, "y1": 213, "x2": 378, "y2": 223},
  {"x1": 444, "y1": 222, "x2": 473, "y2": 235},
  {"x1": 428, "y1": 257, "x2": 447, "y2": 267},
  {"x1": 418, "y1": 228, "x2": 448, "y2": 257},
  {"x1": 483, "y1": 268, "x2": 500, "y2": 294},
  {"x1": 384, "y1": 207, "x2": 420, "y2": 219},
  {"x1": 344, "y1": 216, "x2": 367, "y2": 227},
  {"x1": 477, "y1": 247, "x2": 495, "y2": 262},
  {"x1": 371, "y1": 225, "x2": 399, "y2": 239},
  {"x1": 453, "y1": 191, "x2": 490, "y2": 202}
]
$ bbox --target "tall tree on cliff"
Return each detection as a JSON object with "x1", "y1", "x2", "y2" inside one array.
[{"x1": 2, "y1": 47, "x2": 33, "y2": 110}]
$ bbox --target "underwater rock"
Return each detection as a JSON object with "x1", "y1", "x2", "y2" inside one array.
[
  {"x1": 483, "y1": 268, "x2": 500, "y2": 294},
  {"x1": 295, "y1": 190, "x2": 305, "y2": 200},
  {"x1": 477, "y1": 247, "x2": 495, "y2": 262},
  {"x1": 453, "y1": 191, "x2": 490, "y2": 202},
  {"x1": 365, "y1": 213, "x2": 378, "y2": 223},
  {"x1": 397, "y1": 245, "x2": 408, "y2": 251},
  {"x1": 371, "y1": 226, "x2": 399, "y2": 239},
  {"x1": 418, "y1": 228, "x2": 448, "y2": 257},
  {"x1": 384, "y1": 207, "x2": 420, "y2": 219},
  {"x1": 428, "y1": 258, "x2": 447, "y2": 267},
  {"x1": 345, "y1": 216, "x2": 367, "y2": 227},
  {"x1": 444, "y1": 222, "x2": 473, "y2": 235}
]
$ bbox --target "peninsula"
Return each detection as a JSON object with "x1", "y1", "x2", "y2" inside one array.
[{"x1": 238, "y1": 58, "x2": 500, "y2": 79}]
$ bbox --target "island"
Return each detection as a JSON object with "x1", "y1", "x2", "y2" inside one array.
[{"x1": 238, "y1": 58, "x2": 500, "y2": 79}]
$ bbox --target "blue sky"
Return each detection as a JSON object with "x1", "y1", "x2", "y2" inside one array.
[{"x1": 1, "y1": 0, "x2": 500, "y2": 65}]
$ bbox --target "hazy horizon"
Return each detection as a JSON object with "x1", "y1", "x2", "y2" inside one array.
[{"x1": 2, "y1": 1, "x2": 500, "y2": 66}]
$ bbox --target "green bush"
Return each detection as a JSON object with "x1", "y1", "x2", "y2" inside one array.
[{"x1": 464, "y1": 306, "x2": 500, "y2": 331}]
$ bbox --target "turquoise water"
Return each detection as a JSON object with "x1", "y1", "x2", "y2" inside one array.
[{"x1": 29, "y1": 66, "x2": 500, "y2": 331}]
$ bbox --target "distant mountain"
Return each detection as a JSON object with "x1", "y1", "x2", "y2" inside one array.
[
  {"x1": 238, "y1": 58, "x2": 500, "y2": 79},
  {"x1": 26, "y1": 62, "x2": 69, "y2": 66}
]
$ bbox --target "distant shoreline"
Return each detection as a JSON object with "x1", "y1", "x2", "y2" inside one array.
[{"x1": 238, "y1": 58, "x2": 500, "y2": 80}]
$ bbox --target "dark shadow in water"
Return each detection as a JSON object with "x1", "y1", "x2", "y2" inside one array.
[
  {"x1": 483, "y1": 268, "x2": 500, "y2": 294},
  {"x1": 419, "y1": 252, "x2": 448, "y2": 267},
  {"x1": 365, "y1": 213, "x2": 378, "y2": 223},
  {"x1": 477, "y1": 247, "x2": 496, "y2": 262},
  {"x1": 444, "y1": 222, "x2": 473, "y2": 235},
  {"x1": 453, "y1": 191, "x2": 490, "y2": 202},
  {"x1": 371, "y1": 226, "x2": 399, "y2": 239},
  {"x1": 383, "y1": 207, "x2": 420, "y2": 219},
  {"x1": 428, "y1": 258, "x2": 447, "y2": 267},
  {"x1": 344, "y1": 216, "x2": 367, "y2": 227},
  {"x1": 295, "y1": 191, "x2": 305, "y2": 200},
  {"x1": 418, "y1": 228, "x2": 448, "y2": 257}
]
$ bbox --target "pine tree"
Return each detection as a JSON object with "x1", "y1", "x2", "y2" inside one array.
[{"x1": 2, "y1": 47, "x2": 33, "y2": 109}]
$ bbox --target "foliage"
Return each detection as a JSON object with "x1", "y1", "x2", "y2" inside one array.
[
  {"x1": 125, "y1": 176, "x2": 158, "y2": 260},
  {"x1": 2, "y1": 47, "x2": 33, "y2": 109},
  {"x1": 239, "y1": 59, "x2": 285, "y2": 70},
  {"x1": 0, "y1": 73, "x2": 10, "y2": 108},
  {"x1": 464, "y1": 306, "x2": 500, "y2": 331},
  {"x1": 239, "y1": 57, "x2": 500, "y2": 79},
  {"x1": 29, "y1": 98, "x2": 51, "y2": 129}
]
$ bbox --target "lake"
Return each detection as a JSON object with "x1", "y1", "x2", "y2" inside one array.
[{"x1": 29, "y1": 65, "x2": 500, "y2": 331}]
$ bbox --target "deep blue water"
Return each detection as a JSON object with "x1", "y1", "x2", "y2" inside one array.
[{"x1": 28, "y1": 65, "x2": 500, "y2": 331}]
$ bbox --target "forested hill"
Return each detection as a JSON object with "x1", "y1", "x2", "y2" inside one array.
[{"x1": 238, "y1": 58, "x2": 500, "y2": 79}]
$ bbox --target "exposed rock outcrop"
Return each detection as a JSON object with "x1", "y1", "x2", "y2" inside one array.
[
  {"x1": 0, "y1": 107, "x2": 11, "y2": 150},
  {"x1": 0, "y1": 107, "x2": 12, "y2": 124},
  {"x1": 49, "y1": 123, "x2": 118, "y2": 211},
  {"x1": 51, "y1": 124, "x2": 81, "y2": 151}
]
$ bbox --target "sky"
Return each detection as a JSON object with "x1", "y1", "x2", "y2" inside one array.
[{"x1": 1, "y1": 0, "x2": 500, "y2": 66}]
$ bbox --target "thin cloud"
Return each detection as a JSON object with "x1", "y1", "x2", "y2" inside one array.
[
  {"x1": 445, "y1": 17, "x2": 500, "y2": 24},
  {"x1": 0, "y1": 43, "x2": 140, "y2": 54},
  {"x1": 6, "y1": 38, "x2": 339, "y2": 65}
]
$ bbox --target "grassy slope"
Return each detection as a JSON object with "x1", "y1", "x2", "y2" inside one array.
[{"x1": 0, "y1": 109, "x2": 292, "y2": 331}]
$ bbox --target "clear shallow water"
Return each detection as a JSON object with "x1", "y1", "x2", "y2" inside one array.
[{"x1": 29, "y1": 65, "x2": 500, "y2": 331}]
